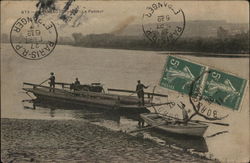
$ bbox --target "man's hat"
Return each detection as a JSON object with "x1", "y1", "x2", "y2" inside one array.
[
  {"x1": 50, "y1": 72, "x2": 54, "y2": 75},
  {"x1": 137, "y1": 80, "x2": 140, "y2": 83}
]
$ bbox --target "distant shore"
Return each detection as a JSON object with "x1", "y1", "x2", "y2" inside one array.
[
  {"x1": 1, "y1": 42, "x2": 249, "y2": 57},
  {"x1": 1, "y1": 118, "x2": 216, "y2": 162}
]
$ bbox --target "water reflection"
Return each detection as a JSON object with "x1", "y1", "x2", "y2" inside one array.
[
  {"x1": 23, "y1": 99, "x2": 209, "y2": 155},
  {"x1": 23, "y1": 99, "x2": 144, "y2": 122}
]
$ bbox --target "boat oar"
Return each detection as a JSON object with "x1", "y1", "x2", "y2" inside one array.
[
  {"x1": 191, "y1": 120, "x2": 229, "y2": 126},
  {"x1": 157, "y1": 114, "x2": 229, "y2": 127},
  {"x1": 128, "y1": 122, "x2": 167, "y2": 133},
  {"x1": 38, "y1": 78, "x2": 49, "y2": 86},
  {"x1": 127, "y1": 84, "x2": 152, "y2": 97},
  {"x1": 146, "y1": 102, "x2": 175, "y2": 107}
]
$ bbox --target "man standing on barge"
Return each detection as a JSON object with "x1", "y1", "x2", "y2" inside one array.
[
  {"x1": 136, "y1": 80, "x2": 148, "y2": 106},
  {"x1": 49, "y1": 72, "x2": 55, "y2": 92},
  {"x1": 74, "y1": 78, "x2": 81, "y2": 91}
]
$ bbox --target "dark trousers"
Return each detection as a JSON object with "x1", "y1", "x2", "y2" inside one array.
[
  {"x1": 137, "y1": 92, "x2": 145, "y2": 105},
  {"x1": 50, "y1": 83, "x2": 55, "y2": 92},
  {"x1": 138, "y1": 118, "x2": 145, "y2": 128}
]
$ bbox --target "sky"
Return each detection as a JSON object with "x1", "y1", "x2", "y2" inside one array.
[{"x1": 1, "y1": 1, "x2": 249, "y2": 36}]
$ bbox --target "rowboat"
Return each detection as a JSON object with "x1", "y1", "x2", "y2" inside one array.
[
  {"x1": 140, "y1": 113, "x2": 208, "y2": 137},
  {"x1": 23, "y1": 82, "x2": 167, "y2": 113},
  {"x1": 147, "y1": 129, "x2": 208, "y2": 152}
]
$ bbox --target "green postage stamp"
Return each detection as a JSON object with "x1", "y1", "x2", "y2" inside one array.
[
  {"x1": 160, "y1": 56, "x2": 206, "y2": 95},
  {"x1": 160, "y1": 56, "x2": 247, "y2": 111}
]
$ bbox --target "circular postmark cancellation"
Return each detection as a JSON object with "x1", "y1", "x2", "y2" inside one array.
[
  {"x1": 10, "y1": 17, "x2": 58, "y2": 60},
  {"x1": 152, "y1": 86, "x2": 228, "y2": 121},
  {"x1": 142, "y1": 2, "x2": 185, "y2": 45}
]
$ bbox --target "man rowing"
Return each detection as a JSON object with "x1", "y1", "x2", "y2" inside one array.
[
  {"x1": 136, "y1": 80, "x2": 149, "y2": 106},
  {"x1": 177, "y1": 102, "x2": 190, "y2": 125}
]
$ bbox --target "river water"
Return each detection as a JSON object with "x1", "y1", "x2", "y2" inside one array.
[{"x1": 1, "y1": 43, "x2": 249, "y2": 162}]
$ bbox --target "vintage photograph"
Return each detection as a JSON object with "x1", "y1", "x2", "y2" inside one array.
[{"x1": 1, "y1": 0, "x2": 249, "y2": 162}]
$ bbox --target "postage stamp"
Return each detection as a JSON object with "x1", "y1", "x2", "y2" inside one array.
[
  {"x1": 160, "y1": 56, "x2": 206, "y2": 95},
  {"x1": 160, "y1": 56, "x2": 248, "y2": 111},
  {"x1": 10, "y1": 17, "x2": 58, "y2": 60},
  {"x1": 142, "y1": 1, "x2": 185, "y2": 45},
  {"x1": 203, "y1": 69, "x2": 248, "y2": 111}
]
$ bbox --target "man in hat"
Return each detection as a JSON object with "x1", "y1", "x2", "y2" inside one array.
[
  {"x1": 74, "y1": 77, "x2": 81, "y2": 91},
  {"x1": 178, "y1": 102, "x2": 190, "y2": 125},
  {"x1": 136, "y1": 80, "x2": 148, "y2": 106},
  {"x1": 49, "y1": 72, "x2": 55, "y2": 92}
]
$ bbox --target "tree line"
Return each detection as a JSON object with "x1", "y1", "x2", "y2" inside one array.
[{"x1": 71, "y1": 31, "x2": 249, "y2": 54}]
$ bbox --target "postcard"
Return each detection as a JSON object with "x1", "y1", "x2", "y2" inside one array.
[{"x1": 1, "y1": 0, "x2": 249, "y2": 162}]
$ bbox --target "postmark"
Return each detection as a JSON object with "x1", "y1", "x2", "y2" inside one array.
[
  {"x1": 159, "y1": 56, "x2": 248, "y2": 112},
  {"x1": 142, "y1": 2, "x2": 185, "y2": 45},
  {"x1": 32, "y1": 0, "x2": 103, "y2": 29},
  {"x1": 10, "y1": 17, "x2": 58, "y2": 60},
  {"x1": 151, "y1": 85, "x2": 226, "y2": 120}
]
